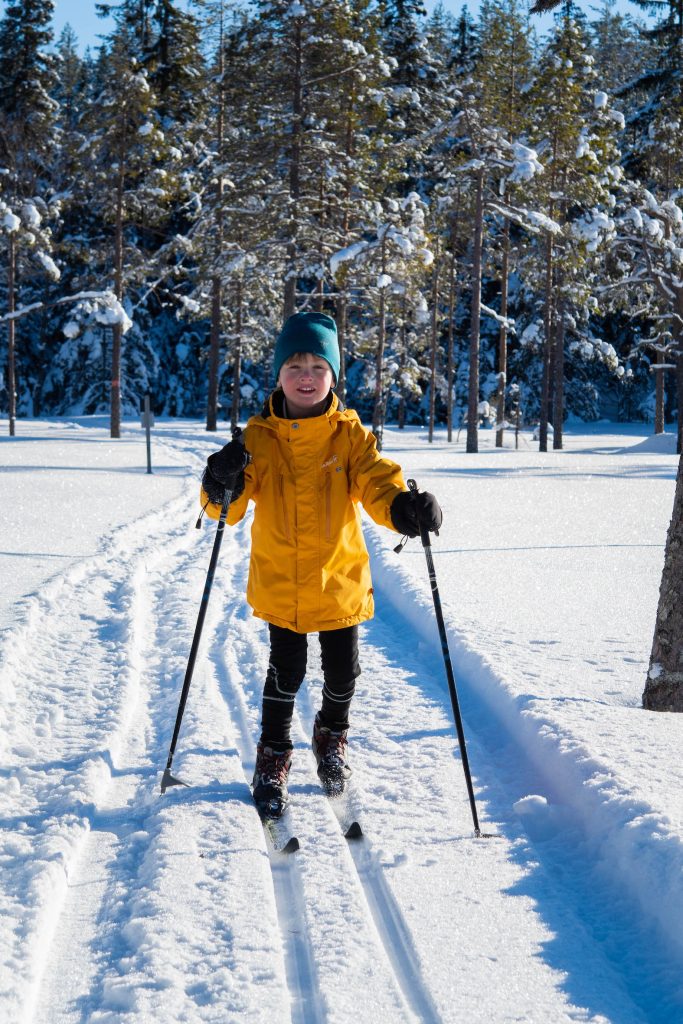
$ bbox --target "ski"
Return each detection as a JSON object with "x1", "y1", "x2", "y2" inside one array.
[
  {"x1": 344, "y1": 819, "x2": 363, "y2": 840},
  {"x1": 318, "y1": 778, "x2": 364, "y2": 841},
  {"x1": 260, "y1": 810, "x2": 300, "y2": 854}
]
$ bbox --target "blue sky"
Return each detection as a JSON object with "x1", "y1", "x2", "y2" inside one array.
[{"x1": 0, "y1": 0, "x2": 650, "y2": 53}]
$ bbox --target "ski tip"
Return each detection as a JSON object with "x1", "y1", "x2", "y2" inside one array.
[
  {"x1": 345, "y1": 821, "x2": 363, "y2": 840},
  {"x1": 280, "y1": 836, "x2": 300, "y2": 855}
]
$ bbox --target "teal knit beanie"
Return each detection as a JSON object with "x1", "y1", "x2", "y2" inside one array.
[{"x1": 273, "y1": 312, "x2": 340, "y2": 384}]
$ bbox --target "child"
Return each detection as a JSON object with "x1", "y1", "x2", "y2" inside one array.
[{"x1": 201, "y1": 311, "x2": 442, "y2": 818}]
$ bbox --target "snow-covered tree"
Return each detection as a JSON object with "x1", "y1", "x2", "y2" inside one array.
[
  {"x1": 475, "y1": 0, "x2": 534, "y2": 447},
  {"x1": 0, "y1": 193, "x2": 60, "y2": 433},
  {"x1": 523, "y1": 11, "x2": 622, "y2": 449},
  {"x1": 0, "y1": 0, "x2": 57, "y2": 190},
  {"x1": 77, "y1": 31, "x2": 173, "y2": 437}
]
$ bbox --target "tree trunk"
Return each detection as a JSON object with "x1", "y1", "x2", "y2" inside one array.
[
  {"x1": 336, "y1": 290, "x2": 347, "y2": 402},
  {"x1": 230, "y1": 277, "x2": 243, "y2": 431},
  {"x1": 207, "y1": 275, "x2": 221, "y2": 431},
  {"x1": 207, "y1": 30, "x2": 226, "y2": 433},
  {"x1": 677, "y1": 342, "x2": 683, "y2": 457},
  {"x1": 466, "y1": 168, "x2": 484, "y2": 454},
  {"x1": 372, "y1": 236, "x2": 387, "y2": 445},
  {"x1": 7, "y1": 234, "x2": 16, "y2": 436},
  {"x1": 428, "y1": 242, "x2": 440, "y2": 443},
  {"x1": 539, "y1": 232, "x2": 554, "y2": 453},
  {"x1": 447, "y1": 245, "x2": 460, "y2": 444},
  {"x1": 397, "y1": 295, "x2": 407, "y2": 430},
  {"x1": 283, "y1": 21, "x2": 303, "y2": 320},
  {"x1": 495, "y1": 221, "x2": 510, "y2": 448},
  {"x1": 655, "y1": 348, "x2": 665, "y2": 435},
  {"x1": 676, "y1": 292, "x2": 683, "y2": 456},
  {"x1": 553, "y1": 297, "x2": 565, "y2": 450},
  {"x1": 643, "y1": 450, "x2": 683, "y2": 710},
  {"x1": 111, "y1": 169, "x2": 124, "y2": 440}
]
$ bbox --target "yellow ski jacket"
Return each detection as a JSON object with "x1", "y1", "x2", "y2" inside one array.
[{"x1": 201, "y1": 392, "x2": 408, "y2": 634}]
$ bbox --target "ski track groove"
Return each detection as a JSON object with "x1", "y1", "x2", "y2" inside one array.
[
  {"x1": 12, "y1": 431, "x2": 282, "y2": 1024},
  {"x1": 205, "y1": 526, "x2": 334, "y2": 1024},
  {"x1": 213, "y1": 518, "x2": 433, "y2": 1024},
  {"x1": 3, "y1": 480, "x2": 198, "y2": 1021},
  {"x1": 25, "y1": 480, "x2": 208, "y2": 1023},
  {"x1": 294, "y1": 684, "x2": 443, "y2": 1024}
]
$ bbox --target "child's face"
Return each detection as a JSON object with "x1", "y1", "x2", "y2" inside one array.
[{"x1": 279, "y1": 352, "x2": 334, "y2": 418}]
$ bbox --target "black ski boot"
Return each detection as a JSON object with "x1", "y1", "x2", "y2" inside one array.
[
  {"x1": 312, "y1": 713, "x2": 352, "y2": 796},
  {"x1": 253, "y1": 744, "x2": 292, "y2": 819}
]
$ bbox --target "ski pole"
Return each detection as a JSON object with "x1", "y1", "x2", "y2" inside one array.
[
  {"x1": 160, "y1": 478, "x2": 234, "y2": 794},
  {"x1": 407, "y1": 478, "x2": 493, "y2": 838}
]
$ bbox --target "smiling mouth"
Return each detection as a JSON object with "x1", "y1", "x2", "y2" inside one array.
[{"x1": 297, "y1": 387, "x2": 316, "y2": 394}]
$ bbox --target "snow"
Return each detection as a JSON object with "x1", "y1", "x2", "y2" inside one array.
[
  {"x1": 21, "y1": 203, "x2": 42, "y2": 229},
  {"x1": 1, "y1": 417, "x2": 682, "y2": 1023},
  {"x1": 35, "y1": 251, "x2": 61, "y2": 281},
  {"x1": 330, "y1": 241, "x2": 368, "y2": 277},
  {"x1": 2, "y1": 210, "x2": 21, "y2": 233},
  {"x1": 509, "y1": 142, "x2": 543, "y2": 183}
]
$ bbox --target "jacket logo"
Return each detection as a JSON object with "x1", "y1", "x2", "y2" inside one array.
[{"x1": 321, "y1": 455, "x2": 338, "y2": 469}]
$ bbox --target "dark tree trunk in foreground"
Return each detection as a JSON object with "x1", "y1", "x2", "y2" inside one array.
[{"x1": 643, "y1": 451, "x2": 683, "y2": 710}]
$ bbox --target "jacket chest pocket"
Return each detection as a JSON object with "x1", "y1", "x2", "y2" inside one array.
[
  {"x1": 320, "y1": 472, "x2": 332, "y2": 542},
  {"x1": 279, "y1": 472, "x2": 292, "y2": 543}
]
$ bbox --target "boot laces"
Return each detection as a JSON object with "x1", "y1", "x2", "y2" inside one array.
[
  {"x1": 317, "y1": 727, "x2": 348, "y2": 768},
  {"x1": 256, "y1": 747, "x2": 291, "y2": 787}
]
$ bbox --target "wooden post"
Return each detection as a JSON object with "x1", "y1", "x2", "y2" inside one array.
[{"x1": 141, "y1": 394, "x2": 154, "y2": 474}]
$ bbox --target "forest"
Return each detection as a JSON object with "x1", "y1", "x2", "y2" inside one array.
[{"x1": 1, "y1": 0, "x2": 682, "y2": 452}]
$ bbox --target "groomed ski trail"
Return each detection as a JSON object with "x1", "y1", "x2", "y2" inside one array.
[
  {"x1": 3, "y1": 424, "x2": 681, "y2": 1023},
  {"x1": 5, "y1": 440, "x2": 292, "y2": 1024},
  {"x1": 213, "y1": 525, "x2": 428, "y2": 1024}
]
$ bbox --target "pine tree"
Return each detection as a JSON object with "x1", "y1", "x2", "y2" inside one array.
[
  {"x1": 0, "y1": 0, "x2": 57, "y2": 190},
  {"x1": 524, "y1": 9, "x2": 621, "y2": 449},
  {"x1": 0, "y1": 194, "x2": 60, "y2": 434},
  {"x1": 475, "y1": 0, "x2": 534, "y2": 447},
  {"x1": 0, "y1": 0, "x2": 59, "y2": 432},
  {"x1": 77, "y1": 30, "x2": 171, "y2": 437}
]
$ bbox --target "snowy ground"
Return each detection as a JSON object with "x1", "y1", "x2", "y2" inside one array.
[{"x1": 1, "y1": 415, "x2": 681, "y2": 1024}]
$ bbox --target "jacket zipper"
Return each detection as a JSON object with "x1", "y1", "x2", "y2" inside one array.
[{"x1": 280, "y1": 473, "x2": 291, "y2": 542}]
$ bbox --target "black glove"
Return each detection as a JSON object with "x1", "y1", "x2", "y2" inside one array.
[
  {"x1": 207, "y1": 438, "x2": 249, "y2": 485},
  {"x1": 390, "y1": 489, "x2": 443, "y2": 538},
  {"x1": 202, "y1": 438, "x2": 249, "y2": 504}
]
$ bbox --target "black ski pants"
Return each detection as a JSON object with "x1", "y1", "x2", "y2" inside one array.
[{"x1": 259, "y1": 623, "x2": 360, "y2": 751}]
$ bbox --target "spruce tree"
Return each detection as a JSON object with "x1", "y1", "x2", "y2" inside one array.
[
  {"x1": 77, "y1": 30, "x2": 170, "y2": 437},
  {"x1": 0, "y1": 0, "x2": 57, "y2": 190},
  {"x1": 524, "y1": 10, "x2": 621, "y2": 449}
]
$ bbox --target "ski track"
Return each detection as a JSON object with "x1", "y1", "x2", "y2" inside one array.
[
  {"x1": 366, "y1": 524, "x2": 683, "y2": 1024},
  {"x1": 4, "y1": 427, "x2": 682, "y2": 1023},
  {"x1": 213, "y1": 529, "x2": 419, "y2": 1024},
  {"x1": 25, "y1": 480, "x2": 292, "y2": 1023}
]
